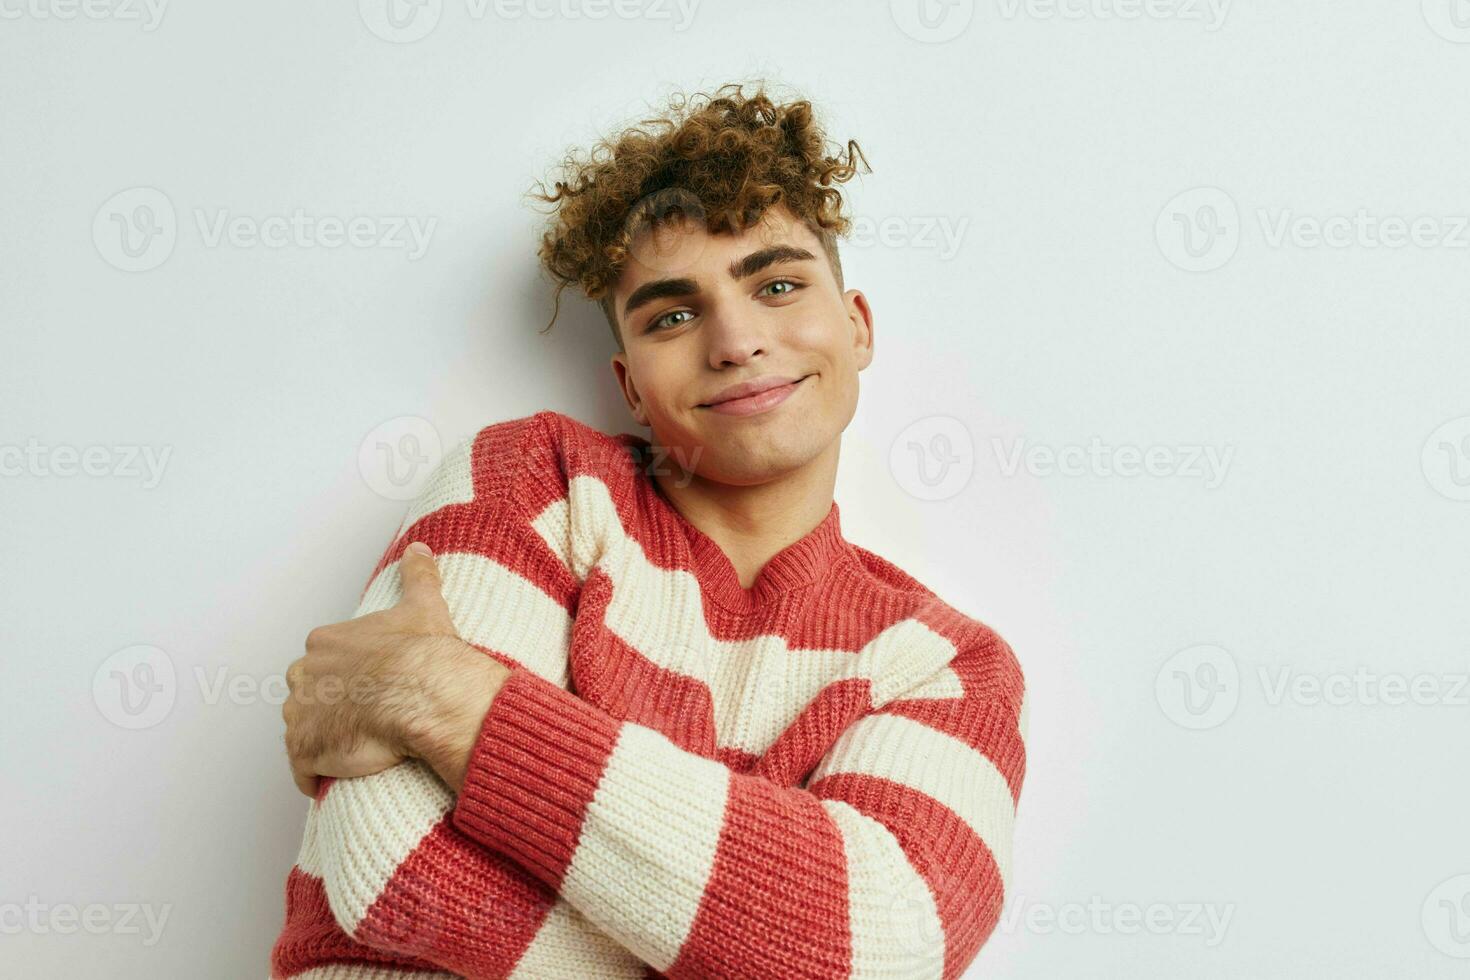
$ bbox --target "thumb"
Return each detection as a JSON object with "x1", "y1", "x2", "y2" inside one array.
[{"x1": 399, "y1": 541, "x2": 444, "y2": 600}]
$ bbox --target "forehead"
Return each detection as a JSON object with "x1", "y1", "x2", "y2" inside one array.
[{"x1": 610, "y1": 202, "x2": 822, "y2": 301}]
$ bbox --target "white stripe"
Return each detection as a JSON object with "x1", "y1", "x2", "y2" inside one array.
[
  {"x1": 396, "y1": 436, "x2": 477, "y2": 540},
  {"x1": 531, "y1": 496, "x2": 575, "y2": 571},
  {"x1": 809, "y1": 713, "x2": 1016, "y2": 889},
  {"x1": 705, "y1": 619, "x2": 962, "y2": 758},
  {"x1": 314, "y1": 759, "x2": 452, "y2": 934},
  {"x1": 509, "y1": 900, "x2": 649, "y2": 980},
  {"x1": 823, "y1": 801, "x2": 944, "y2": 979},
  {"x1": 560, "y1": 723, "x2": 731, "y2": 972},
  {"x1": 536, "y1": 474, "x2": 645, "y2": 581},
  {"x1": 294, "y1": 798, "x2": 322, "y2": 877},
  {"x1": 357, "y1": 551, "x2": 573, "y2": 686},
  {"x1": 864, "y1": 623, "x2": 967, "y2": 705},
  {"x1": 1018, "y1": 685, "x2": 1030, "y2": 743},
  {"x1": 893, "y1": 666, "x2": 966, "y2": 702}
]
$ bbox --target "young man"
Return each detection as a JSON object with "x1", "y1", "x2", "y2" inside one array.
[{"x1": 270, "y1": 83, "x2": 1026, "y2": 980}]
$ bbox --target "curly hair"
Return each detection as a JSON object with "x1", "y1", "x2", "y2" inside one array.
[{"x1": 526, "y1": 81, "x2": 872, "y2": 349}]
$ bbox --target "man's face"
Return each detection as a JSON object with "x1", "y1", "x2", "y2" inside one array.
[{"x1": 609, "y1": 202, "x2": 874, "y2": 487}]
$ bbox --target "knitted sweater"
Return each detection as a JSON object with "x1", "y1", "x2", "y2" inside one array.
[{"x1": 268, "y1": 409, "x2": 1027, "y2": 980}]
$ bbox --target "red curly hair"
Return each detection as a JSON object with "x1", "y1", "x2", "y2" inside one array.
[{"x1": 526, "y1": 81, "x2": 872, "y2": 349}]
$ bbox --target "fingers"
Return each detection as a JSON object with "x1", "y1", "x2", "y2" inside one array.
[
  {"x1": 398, "y1": 542, "x2": 457, "y2": 634},
  {"x1": 318, "y1": 739, "x2": 404, "y2": 780},
  {"x1": 283, "y1": 711, "x2": 314, "y2": 798},
  {"x1": 282, "y1": 740, "x2": 317, "y2": 799},
  {"x1": 288, "y1": 743, "x2": 403, "y2": 797},
  {"x1": 283, "y1": 666, "x2": 323, "y2": 797},
  {"x1": 398, "y1": 541, "x2": 443, "y2": 601},
  {"x1": 290, "y1": 754, "x2": 319, "y2": 798}
]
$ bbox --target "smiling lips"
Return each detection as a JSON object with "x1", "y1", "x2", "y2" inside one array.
[{"x1": 700, "y1": 375, "x2": 810, "y2": 417}]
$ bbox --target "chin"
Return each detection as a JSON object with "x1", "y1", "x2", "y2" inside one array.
[{"x1": 717, "y1": 430, "x2": 826, "y2": 481}]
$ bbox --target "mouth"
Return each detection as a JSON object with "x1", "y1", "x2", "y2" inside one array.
[{"x1": 699, "y1": 374, "x2": 812, "y2": 417}]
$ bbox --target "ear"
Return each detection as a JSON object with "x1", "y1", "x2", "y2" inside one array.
[
  {"x1": 611, "y1": 351, "x2": 650, "y2": 427},
  {"x1": 845, "y1": 288, "x2": 875, "y2": 370}
]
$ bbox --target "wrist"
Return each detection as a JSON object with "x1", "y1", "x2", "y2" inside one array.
[{"x1": 405, "y1": 639, "x2": 510, "y2": 792}]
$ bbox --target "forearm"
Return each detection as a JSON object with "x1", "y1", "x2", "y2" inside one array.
[
  {"x1": 448, "y1": 662, "x2": 1024, "y2": 979},
  {"x1": 272, "y1": 762, "x2": 648, "y2": 980}
]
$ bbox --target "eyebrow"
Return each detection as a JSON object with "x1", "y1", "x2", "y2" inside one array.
[{"x1": 620, "y1": 243, "x2": 818, "y2": 325}]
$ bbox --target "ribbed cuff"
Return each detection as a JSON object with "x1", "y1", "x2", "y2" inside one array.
[{"x1": 450, "y1": 668, "x2": 623, "y2": 891}]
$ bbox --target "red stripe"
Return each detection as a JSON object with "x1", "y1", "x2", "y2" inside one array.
[
  {"x1": 670, "y1": 776, "x2": 852, "y2": 978},
  {"x1": 945, "y1": 631, "x2": 1026, "y2": 710},
  {"x1": 749, "y1": 676, "x2": 872, "y2": 787},
  {"x1": 473, "y1": 413, "x2": 565, "y2": 506},
  {"x1": 808, "y1": 772, "x2": 1007, "y2": 980},
  {"x1": 354, "y1": 818, "x2": 556, "y2": 972},
  {"x1": 269, "y1": 867, "x2": 438, "y2": 977},
  {"x1": 568, "y1": 568, "x2": 719, "y2": 756},
  {"x1": 365, "y1": 500, "x2": 579, "y2": 611},
  {"x1": 451, "y1": 669, "x2": 623, "y2": 892},
  {"x1": 714, "y1": 745, "x2": 760, "y2": 773}
]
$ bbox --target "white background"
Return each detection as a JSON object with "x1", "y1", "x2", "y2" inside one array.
[{"x1": 2, "y1": 1, "x2": 1468, "y2": 977}]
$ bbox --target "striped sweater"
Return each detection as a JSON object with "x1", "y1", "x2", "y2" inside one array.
[{"x1": 268, "y1": 409, "x2": 1027, "y2": 980}]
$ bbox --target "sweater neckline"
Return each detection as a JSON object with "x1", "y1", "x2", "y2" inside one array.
[{"x1": 622, "y1": 435, "x2": 848, "y2": 612}]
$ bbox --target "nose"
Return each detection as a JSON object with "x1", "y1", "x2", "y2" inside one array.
[{"x1": 703, "y1": 304, "x2": 772, "y2": 369}]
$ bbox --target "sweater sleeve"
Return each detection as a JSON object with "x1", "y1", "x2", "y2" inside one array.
[
  {"x1": 449, "y1": 629, "x2": 1027, "y2": 980},
  {"x1": 269, "y1": 414, "x2": 650, "y2": 980}
]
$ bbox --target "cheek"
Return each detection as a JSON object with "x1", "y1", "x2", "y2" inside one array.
[
  {"x1": 813, "y1": 365, "x2": 860, "y2": 426},
  {"x1": 646, "y1": 388, "x2": 690, "y2": 428},
  {"x1": 628, "y1": 360, "x2": 677, "y2": 418}
]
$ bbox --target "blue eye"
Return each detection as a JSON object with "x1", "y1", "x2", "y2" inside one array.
[
  {"x1": 646, "y1": 280, "x2": 804, "y2": 333},
  {"x1": 648, "y1": 309, "x2": 693, "y2": 333}
]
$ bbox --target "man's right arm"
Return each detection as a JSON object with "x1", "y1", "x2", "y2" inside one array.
[{"x1": 268, "y1": 414, "x2": 650, "y2": 980}]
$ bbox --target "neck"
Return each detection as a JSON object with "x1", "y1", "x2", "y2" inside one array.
[{"x1": 651, "y1": 438, "x2": 840, "y2": 590}]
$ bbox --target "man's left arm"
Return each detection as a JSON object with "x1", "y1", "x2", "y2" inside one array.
[
  {"x1": 276, "y1": 417, "x2": 653, "y2": 980},
  {"x1": 427, "y1": 630, "x2": 1027, "y2": 980}
]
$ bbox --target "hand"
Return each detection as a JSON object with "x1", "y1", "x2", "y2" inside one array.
[{"x1": 282, "y1": 541, "x2": 503, "y2": 798}]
